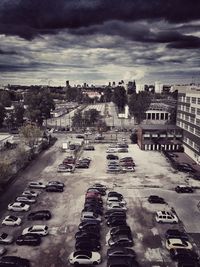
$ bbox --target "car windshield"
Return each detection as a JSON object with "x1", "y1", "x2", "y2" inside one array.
[{"x1": 74, "y1": 251, "x2": 91, "y2": 257}]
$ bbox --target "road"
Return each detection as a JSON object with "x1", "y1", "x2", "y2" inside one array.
[{"x1": 0, "y1": 133, "x2": 200, "y2": 267}]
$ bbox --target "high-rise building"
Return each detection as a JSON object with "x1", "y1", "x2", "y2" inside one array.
[{"x1": 175, "y1": 84, "x2": 200, "y2": 164}]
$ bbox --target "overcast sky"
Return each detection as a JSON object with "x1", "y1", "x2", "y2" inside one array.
[{"x1": 0, "y1": 0, "x2": 200, "y2": 86}]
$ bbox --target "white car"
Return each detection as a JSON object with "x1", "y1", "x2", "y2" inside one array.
[
  {"x1": 106, "y1": 148, "x2": 117, "y2": 153},
  {"x1": 16, "y1": 196, "x2": 36, "y2": 204},
  {"x1": 28, "y1": 182, "x2": 46, "y2": 189},
  {"x1": 106, "y1": 197, "x2": 126, "y2": 205},
  {"x1": 8, "y1": 202, "x2": 30, "y2": 212},
  {"x1": 81, "y1": 212, "x2": 102, "y2": 222},
  {"x1": 22, "y1": 225, "x2": 48, "y2": 236},
  {"x1": 107, "y1": 203, "x2": 127, "y2": 211},
  {"x1": 22, "y1": 190, "x2": 38, "y2": 197},
  {"x1": 155, "y1": 211, "x2": 178, "y2": 223},
  {"x1": 68, "y1": 250, "x2": 101, "y2": 265},
  {"x1": 166, "y1": 238, "x2": 192, "y2": 250},
  {"x1": 2, "y1": 215, "x2": 22, "y2": 226},
  {"x1": 122, "y1": 166, "x2": 135, "y2": 172}
]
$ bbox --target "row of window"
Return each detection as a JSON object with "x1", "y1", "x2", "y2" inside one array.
[
  {"x1": 177, "y1": 113, "x2": 200, "y2": 125},
  {"x1": 178, "y1": 105, "x2": 200, "y2": 115},
  {"x1": 183, "y1": 137, "x2": 200, "y2": 152},
  {"x1": 178, "y1": 96, "x2": 200, "y2": 105},
  {"x1": 177, "y1": 121, "x2": 200, "y2": 137}
]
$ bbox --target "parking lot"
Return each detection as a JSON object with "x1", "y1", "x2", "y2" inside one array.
[{"x1": 0, "y1": 134, "x2": 200, "y2": 267}]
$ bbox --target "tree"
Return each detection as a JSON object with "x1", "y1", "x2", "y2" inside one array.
[
  {"x1": 103, "y1": 87, "x2": 112, "y2": 102},
  {"x1": 0, "y1": 104, "x2": 6, "y2": 127},
  {"x1": 14, "y1": 103, "x2": 25, "y2": 126},
  {"x1": 19, "y1": 124, "x2": 42, "y2": 154},
  {"x1": 112, "y1": 86, "x2": 127, "y2": 112},
  {"x1": 0, "y1": 91, "x2": 11, "y2": 106},
  {"x1": 0, "y1": 159, "x2": 11, "y2": 187},
  {"x1": 83, "y1": 109, "x2": 100, "y2": 126},
  {"x1": 128, "y1": 91, "x2": 151, "y2": 124},
  {"x1": 71, "y1": 111, "x2": 83, "y2": 128}
]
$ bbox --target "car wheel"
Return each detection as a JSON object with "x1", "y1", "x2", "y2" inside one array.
[
  {"x1": 74, "y1": 262, "x2": 79, "y2": 265},
  {"x1": 93, "y1": 261, "x2": 98, "y2": 265}
]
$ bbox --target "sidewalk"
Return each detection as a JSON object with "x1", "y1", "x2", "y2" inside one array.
[{"x1": 175, "y1": 152, "x2": 200, "y2": 173}]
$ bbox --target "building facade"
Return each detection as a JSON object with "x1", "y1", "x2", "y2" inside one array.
[
  {"x1": 175, "y1": 85, "x2": 200, "y2": 164},
  {"x1": 137, "y1": 124, "x2": 183, "y2": 151}
]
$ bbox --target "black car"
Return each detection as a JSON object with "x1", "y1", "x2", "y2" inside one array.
[
  {"x1": 108, "y1": 192, "x2": 123, "y2": 200},
  {"x1": 107, "y1": 257, "x2": 137, "y2": 267},
  {"x1": 106, "y1": 211, "x2": 127, "y2": 220},
  {"x1": 84, "y1": 145, "x2": 95, "y2": 150},
  {"x1": 78, "y1": 221, "x2": 101, "y2": 230},
  {"x1": 78, "y1": 226, "x2": 101, "y2": 235},
  {"x1": 105, "y1": 209, "x2": 126, "y2": 219},
  {"x1": 85, "y1": 198, "x2": 103, "y2": 206},
  {"x1": 148, "y1": 195, "x2": 165, "y2": 204},
  {"x1": 82, "y1": 207, "x2": 103, "y2": 216},
  {"x1": 16, "y1": 234, "x2": 41, "y2": 246},
  {"x1": 165, "y1": 229, "x2": 189, "y2": 240},
  {"x1": 107, "y1": 247, "x2": 136, "y2": 259},
  {"x1": 47, "y1": 181, "x2": 64, "y2": 188},
  {"x1": 107, "y1": 154, "x2": 119, "y2": 160},
  {"x1": 75, "y1": 231, "x2": 100, "y2": 240},
  {"x1": 27, "y1": 210, "x2": 51, "y2": 220},
  {"x1": 87, "y1": 187, "x2": 106, "y2": 196},
  {"x1": 170, "y1": 248, "x2": 199, "y2": 261},
  {"x1": 0, "y1": 256, "x2": 30, "y2": 267},
  {"x1": 75, "y1": 240, "x2": 101, "y2": 251},
  {"x1": 107, "y1": 217, "x2": 127, "y2": 227},
  {"x1": 175, "y1": 185, "x2": 194, "y2": 193},
  {"x1": 46, "y1": 185, "x2": 63, "y2": 192},
  {"x1": 176, "y1": 163, "x2": 196, "y2": 173},
  {"x1": 108, "y1": 234, "x2": 134, "y2": 247},
  {"x1": 76, "y1": 236, "x2": 100, "y2": 244},
  {"x1": 110, "y1": 225, "x2": 132, "y2": 237}
]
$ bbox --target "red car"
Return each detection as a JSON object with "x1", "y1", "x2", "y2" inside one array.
[{"x1": 85, "y1": 192, "x2": 101, "y2": 199}]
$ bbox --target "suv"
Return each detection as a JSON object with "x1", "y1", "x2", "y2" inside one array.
[
  {"x1": 0, "y1": 256, "x2": 30, "y2": 267},
  {"x1": 81, "y1": 211, "x2": 101, "y2": 222},
  {"x1": 165, "y1": 229, "x2": 188, "y2": 240},
  {"x1": 155, "y1": 211, "x2": 178, "y2": 223},
  {"x1": 170, "y1": 248, "x2": 199, "y2": 261},
  {"x1": 27, "y1": 210, "x2": 51, "y2": 220},
  {"x1": 175, "y1": 185, "x2": 194, "y2": 193},
  {"x1": 148, "y1": 195, "x2": 165, "y2": 204}
]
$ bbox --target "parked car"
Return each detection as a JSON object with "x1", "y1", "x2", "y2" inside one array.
[
  {"x1": 107, "y1": 154, "x2": 119, "y2": 160},
  {"x1": 77, "y1": 226, "x2": 100, "y2": 235},
  {"x1": 0, "y1": 233, "x2": 13, "y2": 244},
  {"x1": 75, "y1": 231, "x2": 100, "y2": 240},
  {"x1": 107, "y1": 247, "x2": 136, "y2": 259},
  {"x1": 84, "y1": 145, "x2": 95, "y2": 150},
  {"x1": 57, "y1": 164, "x2": 75, "y2": 172},
  {"x1": 118, "y1": 148, "x2": 128, "y2": 153},
  {"x1": 106, "y1": 148, "x2": 118, "y2": 153},
  {"x1": 22, "y1": 225, "x2": 48, "y2": 236},
  {"x1": 105, "y1": 210, "x2": 126, "y2": 219},
  {"x1": 2, "y1": 215, "x2": 22, "y2": 226},
  {"x1": 108, "y1": 192, "x2": 123, "y2": 200},
  {"x1": 107, "y1": 257, "x2": 137, "y2": 267},
  {"x1": 92, "y1": 183, "x2": 107, "y2": 190},
  {"x1": 76, "y1": 134, "x2": 85, "y2": 139},
  {"x1": 8, "y1": 202, "x2": 30, "y2": 212},
  {"x1": 83, "y1": 205, "x2": 103, "y2": 216},
  {"x1": 75, "y1": 162, "x2": 89, "y2": 168},
  {"x1": 165, "y1": 229, "x2": 189, "y2": 240},
  {"x1": 148, "y1": 195, "x2": 165, "y2": 204},
  {"x1": 107, "y1": 197, "x2": 126, "y2": 205},
  {"x1": 75, "y1": 240, "x2": 101, "y2": 251},
  {"x1": 28, "y1": 182, "x2": 46, "y2": 189},
  {"x1": 78, "y1": 221, "x2": 100, "y2": 230},
  {"x1": 175, "y1": 185, "x2": 194, "y2": 193},
  {"x1": 110, "y1": 225, "x2": 132, "y2": 237},
  {"x1": 122, "y1": 166, "x2": 135, "y2": 172},
  {"x1": 16, "y1": 234, "x2": 41, "y2": 246},
  {"x1": 47, "y1": 181, "x2": 64, "y2": 188},
  {"x1": 16, "y1": 196, "x2": 36, "y2": 204},
  {"x1": 177, "y1": 259, "x2": 199, "y2": 267},
  {"x1": 107, "y1": 217, "x2": 127, "y2": 227},
  {"x1": 68, "y1": 250, "x2": 101, "y2": 265},
  {"x1": 165, "y1": 238, "x2": 192, "y2": 250},
  {"x1": 155, "y1": 211, "x2": 178, "y2": 223},
  {"x1": 170, "y1": 248, "x2": 199, "y2": 261},
  {"x1": 81, "y1": 211, "x2": 102, "y2": 222},
  {"x1": 27, "y1": 210, "x2": 51, "y2": 221},
  {"x1": 46, "y1": 185, "x2": 64, "y2": 192},
  {"x1": 0, "y1": 256, "x2": 30, "y2": 267},
  {"x1": 108, "y1": 235, "x2": 134, "y2": 247},
  {"x1": 176, "y1": 163, "x2": 196, "y2": 173},
  {"x1": 107, "y1": 166, "x2": 124, "y2": 173},
  {"x1": 22, "y1": 190, "x2": 38, "y2": 197},
  {"x1": 87, "y1": 187, "x2": 106, "y2": 196},
  {"x1": 106, "y1": 211, "x2": 126, "y2": 221},
  {"x1": 107, "y1": 203, "x2": 127, "y2": 211}
]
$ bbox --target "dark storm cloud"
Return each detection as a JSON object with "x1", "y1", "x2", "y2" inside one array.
[
  {"x1": 0, "y1": 0, "x2": 200, "y2": 39},
  {"x1": 0, "y1": 48, "x2": 18, "y2": 55}
]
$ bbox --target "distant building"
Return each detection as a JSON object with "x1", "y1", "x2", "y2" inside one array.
[
  {"x1": 137, "y1": 124, "x2": 183, "y2": 151},
  {"x1": 175, "y1": 84, "x2": 200, "y2": 164},
  {"x1": 155, "y1": 81, "x2": 163, "y2": 93}
]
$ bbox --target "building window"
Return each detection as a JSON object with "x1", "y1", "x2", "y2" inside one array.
[
  {"x1": 196, "y1": 118, "x2": 200, "y2": 126},
  {"x1": 191, "y1": 107, "x2": 196, "y2": 114},
  {"x1": 190, "y1": 117, "x2": 195, "y2": 124},
  {"x1": 185, "y1": 115, "x2": 189, "y2": 121},
  {"x1": 186, "y1": 97, "x2": 190, "y2": 103},
  {"x1": 194, "y1": 143, "x2": 200, "y2": 152},
  {"x1": 188, "y1": 139, "x2": 193, "y2": 147},
  {"x1": 198, "y1": 98, "x2": 200, "y2": 105},
  {"x1": 189, "y1": 126, "x2": 194, "y2": 133},
  {"x1": 184, "y1": 124, "x2": 188, "y2": 130},
  {"x1": 197, "y1": 108, "x2": 200, "y2": 115},
  {"x1": 186, "y1": 106, "x2": 190, "y2": 112},
  {"x1": 192, "y1": 97, "x2": 196, "y2": 104},
  {"x1": 195, "y1": 129, "x2": 200, "y2": 137}
]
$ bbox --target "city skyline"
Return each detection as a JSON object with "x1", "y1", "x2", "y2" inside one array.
[{"x1": 0, "y1": 0, "x2": 200, "y2": 86}]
